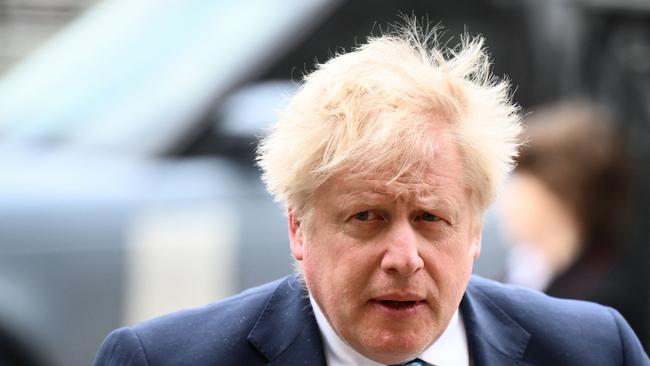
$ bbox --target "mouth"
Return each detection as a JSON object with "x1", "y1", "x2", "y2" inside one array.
[
  {"x1": 369, "y1": 296, "x2": 427, "y2": 317},
  {"x1": 378, "y1": 300, "x2": 420, "y2": 309}
]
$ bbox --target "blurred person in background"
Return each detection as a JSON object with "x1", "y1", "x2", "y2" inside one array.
[
  {"x1": 94, "y1": 26, "x2": 649, "y2": 365},
  {"x1": 499, "y1": 100, "x2": 648, "y2": 348}
]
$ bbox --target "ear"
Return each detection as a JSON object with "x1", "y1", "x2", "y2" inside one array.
[
  {"x1": 288, "y1": 208, "x2": 305, "y2": 261},
  {"x1": 471, "y1": 226, "x2": 482, "y2": 260}
]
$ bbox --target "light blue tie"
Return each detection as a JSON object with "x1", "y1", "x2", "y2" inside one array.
[{"x1": 402, "y1": 359, "x2": 427, "y2": 366}]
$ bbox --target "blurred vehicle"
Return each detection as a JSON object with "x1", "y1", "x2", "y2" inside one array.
[{"x1": 0, "y1": 148, "x2": 290, "y2": 365}]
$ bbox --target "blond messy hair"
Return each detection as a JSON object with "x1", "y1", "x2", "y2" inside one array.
[{"x1": 257, "y1": 24, "x2": 522, "y2": 217}]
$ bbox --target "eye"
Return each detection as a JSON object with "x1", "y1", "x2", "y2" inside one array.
[
  {"x1": 353, "y1": 210, "x2": 378, "y2": 221},
  {"x1": 419, "y1": 212, "x2": 441, "y2": 222}
]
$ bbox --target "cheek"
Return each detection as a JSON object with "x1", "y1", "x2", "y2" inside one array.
[
  {"x1": 303, "y1": 234, "x2": 378, "y2": 301},
  {"x1": 302, "y1": 244, "x2": 367, "y2": 324},
  {"x1": 425, "y1": 237, "x2": 475, "y2": 285},
  {"x1": 301, "y1": 232, "x2": 348, "y2": 289}
]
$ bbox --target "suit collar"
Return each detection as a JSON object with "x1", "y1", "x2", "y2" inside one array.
[
  {"x1": 247, "y1": 274, "x2": 326, "y2": 366},
  {"x1": 461, "y1": 276, "x2": 532, "y2": 366}
]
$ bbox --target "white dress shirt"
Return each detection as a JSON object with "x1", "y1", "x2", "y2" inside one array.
[{"x1": 309, "y1": 295, "x2": 470, "y2": 366}]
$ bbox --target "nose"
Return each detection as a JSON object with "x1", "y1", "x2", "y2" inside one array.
[{"x1": 380, "y1": 221, "x2": 424, "y2": 276}]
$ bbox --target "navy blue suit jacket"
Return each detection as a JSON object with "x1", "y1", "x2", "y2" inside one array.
[{"x1": 95, "y1": 274, "x2": 649, "y2": 365}]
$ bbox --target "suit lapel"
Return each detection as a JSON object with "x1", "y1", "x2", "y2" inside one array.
[
  {"x1": 247, "y1": 274, "x2": 326, "y2": 366},
  {"x1": 461, "y1": 278, "x2": 532, "y2": 366}
]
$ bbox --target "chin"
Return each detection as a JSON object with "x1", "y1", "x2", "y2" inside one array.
[{"x1": 359, "y1": 329, "x2": 430, "y2": 364}]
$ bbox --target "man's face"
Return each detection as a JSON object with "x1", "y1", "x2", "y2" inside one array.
[{"x1": 288, "y1": 133, "x2": 481, "y2": 364}]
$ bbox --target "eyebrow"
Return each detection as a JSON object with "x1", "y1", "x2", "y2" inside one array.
[
  {"x1": 335, "y1": 189, "x2": 462, "y2": 223},
  {"x1": 414, "y1": 193, "x2": 461, "y2": 223}
]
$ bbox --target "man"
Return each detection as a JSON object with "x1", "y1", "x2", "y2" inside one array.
[{"x1": 95, "y1": 27, "x2": 649, "y2": 365}]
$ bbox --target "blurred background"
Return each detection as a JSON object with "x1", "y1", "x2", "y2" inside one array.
[{"x1": 0, "y1": 0, "x2": 648, "y2": 364}]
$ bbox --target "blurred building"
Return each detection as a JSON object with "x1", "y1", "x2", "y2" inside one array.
[{"x1": 0, "y1": 0, "x2": 99, "y2": 74}]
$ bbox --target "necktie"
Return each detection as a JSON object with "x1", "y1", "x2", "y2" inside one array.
[{"x1": 402, "y1": 359, "x2": 427, "y2": 366}]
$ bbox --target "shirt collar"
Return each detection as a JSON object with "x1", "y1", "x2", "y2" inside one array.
[
  {"x1": 309, "y1": 295, "x2": 470, "y2": 366},
  {"x1": 418, "y1": 310, "x2": 470, "y2": 366}
]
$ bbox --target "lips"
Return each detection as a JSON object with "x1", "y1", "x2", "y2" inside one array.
[
  {"x1": 370, "y1": 294, "x2": 427, "y2": 316},
  {"x1": 379, "y1": 300, "x2": 419, "y2": 309}
]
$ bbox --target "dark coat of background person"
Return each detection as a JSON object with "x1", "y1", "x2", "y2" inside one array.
[
  {"x1": 514, "y1": 102, "x2": 649, "y2": 348},
  {"x1": 94, "y1": 274, "x2": 649, "y2": 366}
]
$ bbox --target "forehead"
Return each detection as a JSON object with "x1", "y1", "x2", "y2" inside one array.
[
  {"x1": 315, "y1": 139, "x2": 466, "y2": 205},
  {"x1": 322, "y1": 171, "x2": 463, "y2": 208}
]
